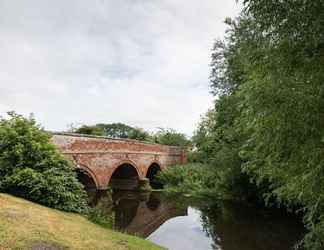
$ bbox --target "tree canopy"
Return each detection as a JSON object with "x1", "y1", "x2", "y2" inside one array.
[
  {"x1": 73, "y1": 123, "x2": 151, "y2": 141},
  {"x1": 72, "y1": 123, "x2": 190, "y2": 147},
  {"x1": 0, "y1": 112, "x2": 87, "y2": 213},
  {"x1": 191, "y1": 1, "x2": 324, "y2": 248},
  {"x1": 152, "y1": 128, "x2": 191, "y2": 147}
]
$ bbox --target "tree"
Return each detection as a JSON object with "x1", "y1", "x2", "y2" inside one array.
[
  {"x1": 192, "y1": 15, "x2": 265, "y2": 201},
  {"x1": 194, "y1": 1, "x2": 324, "y2": 248},
  {"x1": 153, "y1": 128, "x2": 191, "y2": 147},
  {"x1": 73, "y1": 123, "x2": 191, "y2": 147},
  {"x1": 0, "y1": 112, "x2": 87, "y2": 213},
  {"x1": 73, "y1": 123, "x2": 151, "y2": 141},
  {"x1": 128, "y1": 127, "x2": 151, "y2": 141},
  {"x1": 74, "y1": 125, "x2": 104, "y2": 136},
  {"x1": 98, "y1": 123, "x2": 151, "y2": 141},
  {"x1": 239, "y1": 1, "x2": 324, "y2": 248}
]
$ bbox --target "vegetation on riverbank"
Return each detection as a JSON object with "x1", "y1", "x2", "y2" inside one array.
[
  {"x1": 158, "y1": 163, "x2": 260, "y2": 202},
  {"x1": 71, "y1": 123, "x2": 191, "y2": 147},
  {"x1": 161, "y1": 1, "x2": 324, "y2": 249},
  {"x1": 157, "y1": 164, "x2": 221, "y2": 199},
  {"x1": 0, "y1": 112, "x2": 87, "y2": 213},
  {"x1": 0, "y1": 193, "x2": 163, "y2": 250}
]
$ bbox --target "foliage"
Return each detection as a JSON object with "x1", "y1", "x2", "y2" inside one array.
[
  {"x1": 73, "y1": 123, "x2": 191, "y2": 147},
  {"x1": 189, "y1": 1, "x2": 324, "y2": 248},
  {"x1": 157, "y1": 163, "x2": 222, "y2": 198},
  {"x1": 97, "y1": 123, "x2": 150, "y2": 140},
  {"x1": 127, "y1": 127, "x2": 151, "y2": 141},
  {"x1": 191, "y1": 15, "x2": 266, "y2": 202},
  {"x1": 74, "y1": 125, "x2": 104, "y2": 136},
  {"x1": 240, "y1": 1, "x2": 324, "y2": 248},
  {"x1": 152, "y1": 128, "x2": 191, "y2": 147},
  {"x1": 243, "y1": 0, "x2": 324, "y2": 51},
  {"x1": 0, "y1": 112, "x2": 87, "y2": 213},
  {"x1": 73, "y1": 122, "x2": 151, "y2": 141}
]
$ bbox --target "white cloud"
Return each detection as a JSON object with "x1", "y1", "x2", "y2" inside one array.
[{"x1": 0, "y1": 0, "x2": 242, "y2": 135}]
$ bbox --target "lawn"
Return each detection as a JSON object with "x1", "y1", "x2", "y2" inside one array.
[{"x1": 0, "y1": 193, "x2": 164, "y2": 250}]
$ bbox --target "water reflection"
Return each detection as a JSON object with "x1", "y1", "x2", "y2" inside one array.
[
  {"x1": 90, "y1": 190, "x2": 187, "y2": 238},
  {"x1": 199, "y1": 202, "x2": 304, "y2": 250},
  {"x1": 148, "y1": 207, "x2": 215, "y2": 250},
  {"x1": 89, "y1": 190, "x2": 304, "y2": 250}
]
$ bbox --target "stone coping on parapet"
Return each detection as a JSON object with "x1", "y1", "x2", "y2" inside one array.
[{"x1": 49, "y1": 131, "x2": 187, "y2": 150}]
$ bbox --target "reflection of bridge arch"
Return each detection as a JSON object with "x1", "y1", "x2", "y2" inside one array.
[
  {"x1": 89, "y1": 190, "x2": 188, "y2": 238},
  {"x1": 122, "y1": 193, "x2": 187, "y2": 237},
  {"x1": 76, "y1": 165, "x2": 99, "y2": 190},
  {"x1": 109, "y1": 161, "x2": 140, "y2": 190},
  {"x1": 146, "y1": 193, "x2": 161, "y2": 211}
]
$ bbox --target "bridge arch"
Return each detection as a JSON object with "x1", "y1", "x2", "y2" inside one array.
[
  {"x1": 76, "y1": 164, "x2": 99, "y2": 190},
  {"x1": 109, "y1": 160, "x2": 141, "y2": 190},
  {"x1": 146, "y1": 162, "x2": 163, "y2": 189}
]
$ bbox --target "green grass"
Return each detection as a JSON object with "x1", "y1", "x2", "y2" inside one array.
[{"x1": 0, "y1": 193, "x2": 164, "y2": 250}]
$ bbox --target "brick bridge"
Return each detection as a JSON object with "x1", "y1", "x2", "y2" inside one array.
[{"x1": 51, "y1": 133, "x2": 187, "y2": 190}]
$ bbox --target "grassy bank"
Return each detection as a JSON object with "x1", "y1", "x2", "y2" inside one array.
[{"x1": 0, "y1": 193, "x2": 163, "y2": 250}]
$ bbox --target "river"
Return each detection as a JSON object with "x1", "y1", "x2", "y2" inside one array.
[{"x1": 88, "y1": 190, "x2": 304, "y2": 250}]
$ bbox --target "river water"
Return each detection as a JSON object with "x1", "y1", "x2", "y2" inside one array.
[{"x1": 89, "y1": 190, "x2": 304, "y2": 250}]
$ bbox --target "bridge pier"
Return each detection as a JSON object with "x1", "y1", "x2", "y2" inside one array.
[{"x1": 138, "y1": 178, "x2": 151, "y2": 191}]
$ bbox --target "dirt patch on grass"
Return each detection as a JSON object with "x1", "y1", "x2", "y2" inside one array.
[
  {"x1": 0, "y1": 209, "x2": 29, "y2": 220},
  {"x1": 29, "y1": 241, "x2": 65, "y2": 250},
  {"x1": 117, "y1": 239, "x2": 130, "y2": 249}
]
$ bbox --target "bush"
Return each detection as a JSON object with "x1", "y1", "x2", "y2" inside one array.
[
  {"x1": 152, "y1": 128, "x2": 191, "y2": 147},
  {"x1": 0, "y1": 112, "x2": 87, "y2": 213},
  {"x1": 157, "y1": 163, "x2": 221, "y2": 198}
]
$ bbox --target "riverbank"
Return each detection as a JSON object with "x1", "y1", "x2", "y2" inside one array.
[{"x1": 0, "y1": 193, "x2": 163, "y2": 250}]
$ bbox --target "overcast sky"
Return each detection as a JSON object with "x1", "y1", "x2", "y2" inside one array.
[{"x1": 0, "y1": 0, "x2": 241, "y2": 135}]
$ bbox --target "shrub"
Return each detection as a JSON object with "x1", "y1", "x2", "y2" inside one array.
[
  {"x1": 157, "y1": 163, "x2": 221, "y2": 198},
  {"x1": 0, "y1": 112, "x2": 87, "y2": 213},
  {"x1": 152, "y1": 128, "x2": 191, "y2": 147}
]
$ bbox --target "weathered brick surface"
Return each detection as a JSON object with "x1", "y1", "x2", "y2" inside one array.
[{"x1": 51, "y1": 133, "x2": 187, "y2": 189}]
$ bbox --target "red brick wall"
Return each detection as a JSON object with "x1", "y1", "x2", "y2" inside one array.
[{"x1": 51, "y1": 133, "x2": 187, "y2": 189}]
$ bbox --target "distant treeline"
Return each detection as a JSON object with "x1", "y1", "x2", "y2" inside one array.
[{"x1": 69, "y1": 123, "x2": 191, "y2": 147}]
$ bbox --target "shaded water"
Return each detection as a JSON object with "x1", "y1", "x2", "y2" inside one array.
[{"x1": 89, "y1": 190, "x2": 304, "y2": 250}]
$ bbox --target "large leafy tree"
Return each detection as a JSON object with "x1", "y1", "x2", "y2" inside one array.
[
  {"x1": 194, "y1": 0, "x2": 324, "y2": 248},
  {"x1": 192, "y1": 16, "x2": 263, "y2": 200},
  {"x1": 239, "y1": 1, "x2": 324, "y2": 249},
  {"x1": 0, "y1": 112, "x2": 87, "y2": 213}
]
